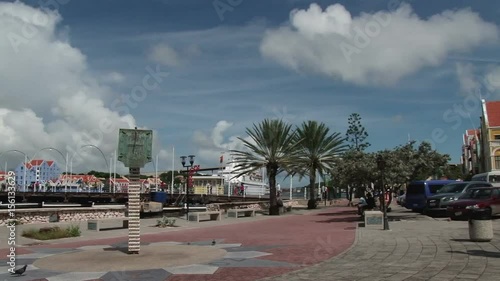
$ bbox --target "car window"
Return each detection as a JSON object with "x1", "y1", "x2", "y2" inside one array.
[
  {"x1": 460, "y1": 189, "x2": 475, "y2": 199},
  {"x1": 472, "y1": 189, "x2": 493, "y2": 199},
  {"x1": 490, "y1": 175, "x2": 500, "y2": 183},
  {"x1": 437, "y1": 183, "x2": 468, "y2": 193},
  {"x1": 493, "y1": 189, "x2": 500, "y2": 198},
  {"x1": 470, "y1": 184, "x2": 489, "y2": 188},
  {"x1": 407, "y1": 184, "x2": 424, "y2": 194},
  {"x1": 429, "y1": 184, "x2": 447, "y2": 194}
]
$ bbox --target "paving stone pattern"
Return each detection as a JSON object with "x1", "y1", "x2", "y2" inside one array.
[
  {"x1": 5, "y1": 206, "x2": 500, "y2": 281},
  {"x1": 0, "y1": 241, "x2": 296, "y2": 281},
  {"x1": 260, "y1": 219, "x2": 500, "y2": 281}
]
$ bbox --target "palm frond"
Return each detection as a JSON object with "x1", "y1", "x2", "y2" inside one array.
[
  {"x1": 230, "y1": 119, "x2": 302, "y2": 179},
  {"x1": 293, "y1": 120, "x2": 347, "y2": 178}
]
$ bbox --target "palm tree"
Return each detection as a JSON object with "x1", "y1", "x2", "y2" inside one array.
[
  {"x1": 231, "y1": 119, "x2": 301, "y2": 215},
  {"x1": 293, "y1": 121, "x2": 347, "y2": 209}
]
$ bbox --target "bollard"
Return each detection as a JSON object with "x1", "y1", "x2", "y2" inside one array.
[{"x1": 468, "y1": 208, "x2": 493, "y2": 242}]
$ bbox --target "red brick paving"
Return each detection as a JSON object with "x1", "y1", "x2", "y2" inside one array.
[
  {"x1": 0, "y1": 246, "x2": 32, "y2": 257},
  {"x1": 3, "y1": 207, "x2": 358, "y2": 281}
]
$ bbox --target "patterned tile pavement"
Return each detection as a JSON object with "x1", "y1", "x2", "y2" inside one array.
[
  {"x1": 10, "y1": 205, "x2": 500, "y2": 281},
  {"x1": 261, "y1": 207, "x2": 500, "y2": 281},
  {"x1": 0, "y1": 207, "x2": 357, "y2": 281}
]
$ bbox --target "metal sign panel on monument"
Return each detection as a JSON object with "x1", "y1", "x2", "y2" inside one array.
[{"x1": 117, "y1": 128, "x2": 153, "y2": 168}]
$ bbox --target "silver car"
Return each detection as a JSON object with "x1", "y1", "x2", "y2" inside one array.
[{"x1": 425, "y1": 181, "x2": 492, "y2": 214}]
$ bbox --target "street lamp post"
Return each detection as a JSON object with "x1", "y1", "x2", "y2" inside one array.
[
  {"x1": 0, "y1": 150, "x2": 28, "y2": 192},
  {"x1": 69, "y1": 145, "x2": 109, "y2": 193},
  {"x1": 32, "y1": 147, "x2": 67, "y2": 192},
  {"x1": 376, "y1": 154, "x2": 390, "y2": 230},
  {"x1": 180, "y1": 155, "x2": 195, "y2": 220}
]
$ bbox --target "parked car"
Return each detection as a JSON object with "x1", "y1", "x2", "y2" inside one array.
[
  {"x1": 404, "y1": 180, "x2": 458, "y2": 212},
  {"x1": 425, "y1": 181, "x2": 492, "y2": 215},
  {"x1": 446, "y1": 187, "x2": 500, "y2": 220},
  {"x1": 397, "y1": 194, "x2": 406, "y2": 206}
]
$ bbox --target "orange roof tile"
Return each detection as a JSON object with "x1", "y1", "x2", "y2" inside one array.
[
  {"x1": 485, "y1": 101, "x2": 500, "y2": 127},
  {"x1": 466, "y1": 129, "x2": 479, "y2": 136},
  {"x1": 30, "y1": 159, "x2": 43, "y2": 166}
]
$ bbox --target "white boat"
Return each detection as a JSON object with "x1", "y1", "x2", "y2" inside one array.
[{"x1": 219, "y1": 160, "x2": 269, "y2": 196}]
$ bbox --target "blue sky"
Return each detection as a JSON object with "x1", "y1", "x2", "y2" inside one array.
[{"x1": 2, "y1": 0, "x2": 500, "y2": 185}]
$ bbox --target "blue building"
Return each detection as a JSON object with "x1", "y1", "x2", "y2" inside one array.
[{"x1": 15, "y1": 159, "x2": 61, "y2": 188}]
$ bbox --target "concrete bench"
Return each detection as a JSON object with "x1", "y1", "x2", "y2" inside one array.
[
  {"x1": 257, "y1": 205, "x2": 292, "y2": 215},
  {"x1": 364, "y1": 210, "x2": 383, "y2": 229},
  {"x1": 188, "y1": 211, "x2": 222, "y2": 222},
  {"x1": 87, "y1": 218, "x2": 129, "y2": 231},
  {"x1": 227, "y1": 208, "x2": 257, "y2": 218}
]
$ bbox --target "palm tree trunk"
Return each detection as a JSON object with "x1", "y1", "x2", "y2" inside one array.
[
  {"x1": 308, "y1": 172, "x2": 317, "y2": 209},
  {"x1": 268, "y1": 167, "x2": 279, "y2": 215}
]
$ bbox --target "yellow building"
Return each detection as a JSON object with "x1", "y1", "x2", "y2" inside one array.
[{"x1": 480, "y1": 99, "x2": 500, "y2": 172}]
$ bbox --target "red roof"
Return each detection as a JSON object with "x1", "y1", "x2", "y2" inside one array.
[
  {"x1": 24, "y1": 159, "x2": 45, "y2": 169},
  {"x1": 110, "y1": 178, "x2": 129, "y2": 183},
  {"x1": 23, "y1": 159, "x2": 59, "y2": 169},
  {"x1": 466, "y1": 129, "x2": 479, "y2": 136},
  {"x1": 485, "y1": 101, "x2": 500, "y2": 127}
]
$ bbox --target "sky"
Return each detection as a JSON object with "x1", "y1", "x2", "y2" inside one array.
[{"x1": 1, "y1": 0, "x2": 500, "y2": 186}]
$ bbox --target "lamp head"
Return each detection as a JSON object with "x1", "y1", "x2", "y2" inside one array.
[
  {"x1": 188, "y1": 155, "x2": 195, "y2": 166},
  {"x1": 180, "y1": 156, "x2": 187, "y2": 166}
]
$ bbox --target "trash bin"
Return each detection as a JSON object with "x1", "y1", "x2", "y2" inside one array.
[
  {"x1": 150, "y1": 191, "x2": 167, "y2": 204},
  {"x1": 468, "y1": 208, "x2": 493, "y2": 242}
]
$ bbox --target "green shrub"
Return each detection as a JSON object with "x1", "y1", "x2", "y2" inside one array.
[
  {"x1": 7, "y1": 219, "x2": 21, "y2": 225},
  {"x1": 156, "y1": 216, "x2": 176, "y2": 228},
  {"x1": 66, "y1": 224, "x2": 81, "y2": 237},
  {"x1": 22, "y1": 225, "x2": 81, "y2": 240}
]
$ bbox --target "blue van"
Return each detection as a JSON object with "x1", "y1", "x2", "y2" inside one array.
[{"x1": 404, "y1": 180, "x2": 458, "y2": 212}]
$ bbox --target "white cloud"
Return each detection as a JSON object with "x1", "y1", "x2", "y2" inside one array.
[
  {"x1": 260, "y1": 3, "x2": 499, "y2": 86},
  {"x1": 392, "y1": 114, "x2": 404, "y2": 123},
  {"x1": 0, "y1": 2, "x2": 168, "y2": 174},
  {"x1": 193, "y1": 121, "x2": 251, "y2": 167},
  {"x1": 102, "y1": 72, "x2": 125, "y2": 84},
  {"x1": 484, "y1": 67, "x2": 500, "y2": 91},
  {"x1": 148, "y1": 43, "x2": 181, "y2": 67},
  {"x1": 147, "y1": 42, "x2": 201, "y2": 67},
  {"x1": 455, "y1": 63, "x2": 500, "y2": 99},
  {"x1": 456, "y1": 63, "x2": 482, "y2": 95}
]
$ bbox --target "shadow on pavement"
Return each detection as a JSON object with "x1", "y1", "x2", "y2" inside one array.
[
  {"x1": 450, "y1": 238, "x2": 471, "y2": 242},
  {"x1": 448, "y1": 250, "x2": 500, "y2": 258},
  {"x1": 316, "y1": 216, "x2": 360, "y2": 223},
  {"x1": 315, "y1": 210, "x2": 357, "y2": 216},
  {"x1": 103, "y1": 247, "x2": 129, "y2": 254}
]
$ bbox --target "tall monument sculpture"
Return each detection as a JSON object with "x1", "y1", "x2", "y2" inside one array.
[{"x1": 117, "y1": 127, "x2": 153, "y2": 254}]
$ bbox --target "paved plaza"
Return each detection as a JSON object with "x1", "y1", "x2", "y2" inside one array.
[{"x1": 1, "y1": 204, "x2": 500, "y2": 280}]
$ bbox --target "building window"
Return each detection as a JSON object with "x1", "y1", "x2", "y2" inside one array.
[
  {"x1": 496, "y1": 156, "x2": 500, "y2": 170},
  {"x1": 495, "y1": 135, "x2": 500, "y2": 140}
]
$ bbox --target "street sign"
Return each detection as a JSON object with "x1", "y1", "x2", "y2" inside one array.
[{"x1": 117, "y1": 128, "x2": 153, "y2": 168}]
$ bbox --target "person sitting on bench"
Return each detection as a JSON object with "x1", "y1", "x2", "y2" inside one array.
[
  {"x1": 358, "y1": 192, "x2": 376, "y2": 215},
  {"x1": 358, "y1": 196, "x2": 367, "y2": 215}
]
